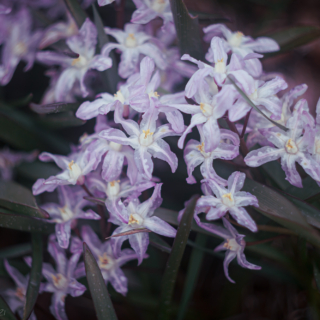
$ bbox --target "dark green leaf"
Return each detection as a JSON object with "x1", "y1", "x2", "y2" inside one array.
[
  {"x1": 10, "y1": 94, "x2": 33, "y2": 108},
  {"x1": 92, "y1": 4, "x2": 119, "y2": 93},
  {"x1": 261, "y1": 161, "x2": 291, "y2": 190},
  {"x1": 284, "y1": 176, "x2": 320, "y2": 200},
  {"x1": 149, "y1": 233, "x2": 172, "y2": 254},
  {"x1": 83, "y1": 196, "x2": 106, "y2": 206},
  {"x1": 158, "y1": 195, "x2": 198, "y2": 320},
  {"x1": 0, "y1": 212, "x2": 54, "y2": 233},
  {"x1": 0, "y1": 181, "x2": 48, "y2": 219},
  {"x1": 169, "y1": 0, "x2": 204, "y2": 60},
  {"x1": 0, "y1": 243, "x2": 32, "y2": 260},
  {"x1": 314, "y1": 262, "x2": 320, "y2": 292},
  {"x1": 16, "y1": 161, "x2": 60, "y2": 180},
  {"x1": 106, "y1": 228, "x2": 151, "y2": 239},
  {"x1": 63, "y1": 0, "x2": 87, "y2": 28},
  {"x1": 23, "y1": 233, "x2": 43, "y2": 320},
  {"x1": 35, "y1": 113, "x2": 85, "y2": 129},
  {"x1": 188, "y1": 11, "x2": 230, "y2": 23},
  {"x1": 83, "y1": 242, "x2": 118, "y2": 320},
  {"x1": 177, "y1": 233, "x2": 206, "y2": 320},
  {"x1": 30, "y1": 102, "x2": 80, "y2": 114},
  {"x1": 0, "y1": 295, "x2": 17, "y2": 320},
  {"x1": 228, "y1": 75, "x2": 288, "y2": 131}
]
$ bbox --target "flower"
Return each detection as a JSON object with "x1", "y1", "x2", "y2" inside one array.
[
  {"x1": 245, "y1": 100, "x2": 320, "y2": 188},
  {"x1": 36, "y1": 18, "x2": 112, "y2": 101},
  {"x1": 312, "y1": 98, "x2": 320, "y2": 185},
  {"x1": 107, "y1": 183, "x2": 176, "y2": 264},
  {"x1": 1, "y1": 260, "x2": 36, "y2": 320},
  {"x1": 42, "y1": 186, "x2": 100, "y2": 248},
  {"x1": 102, "y1": 23, "x2": 166, "y2": 78},
  {"x1": 214, "y1": 218, "x2": 261, "y2": 283},
  {"x1": 197, "y1": 172, "x2": 259, "y2": 232},
  {"x1": 25, "y1": 237, "x2": 86, "y2": 320}
]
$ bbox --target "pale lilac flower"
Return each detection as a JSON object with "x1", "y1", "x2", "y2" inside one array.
[
  {"x1": 0, "y1": 8, "x2": 43, "y2": 85},
  {"x1": 25, "y1": 237, "x2": 86, "y2": 320},
  {"x1": 0, "y1": 4, "x2": 11, "y2": 14},
  {"x1": 37, "y1": 18, "x2": 112, "y2": 101},
  {"x1": 1, "y1": 260, "x2": 36, "y2": 320},
  {"x1": 184, "y1": 128, "x2": 239, "y2": 185},
  {"x1": 32, "y1": 149, "x2": 100, "y2": 195},
  {"x1": 42, "y1": 186, "x2": 100, "y2": 248},
  {"x1": 245, "y1": 100, "x2": 320, "y2": 188},
  {"x1": 203, "y1": 24, "x2": 279, "y2": 77},
  {"x1": 108, "y1": 183, "x2": 176, "y2": 264},
  {"x1": 0, "y1": 147, "x2": 37, "y2": 180},
  {"x1": 214, "y1": 218, "x2": 261, "y2": 283},
  {"x1": 196, "y1": 172, "x2": 259, "y2": 232},
  {"x1": 97, "y1": 0, "x2": 120, "y2": 6},
  {"x1": 312, "y1": 99, "x2": 320, "y2": 183},
  {"x1": 131, "y1": 0, "x2": 173, "y2": 25},
  {"x1": 102, "y1": 23, "x2": 166, "y2": 78},
  {"x1": 99, "y1": 103, "x2": 180, "y2": 180},
  {"x1": 74, "y1": 225, "x2": 141, "y2": 295}
]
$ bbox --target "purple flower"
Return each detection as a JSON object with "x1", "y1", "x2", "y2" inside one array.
[
  {"x1": 214, "y1": 218, "x2": 261, "y2": 283},
  {"x1": 25, "y1": 236, "x2": 86, "y2": 320},
  {"x1": 196, "y1": 172, "x2": 259, "y2": 232},
  {"x1": 32, "y1": 149, "x2": 101, "y2": 195},
  {"x1": 312, "y1": 99, "x2": 320, "y2": 184},
  {"x1": 99, "y1": 102, "x2": 180, "y2": 180},
  {"x1": 75, "y1": 225, "x2": 141, "y2": 295},
  {"x1": 131, "y1": 0, "x2": 173, "y2": 25},
  {"x1": 245, "y1": 100, "x2": 320, "y2": 188},
  {"x1": 0, "y1": 8, "x2": 43, "y2": 85},
  {"x1": 108, "y1": 183, "x2": 176, "y2": 264},
  {"x1": 184, "y1": 128, "x2": 239, "y2": 185},
  {"x1": 1, "y1": 260, "x2": 36, "y2": 320},
  {"x1": 102, "y1": 23, "x2": 166, "y2": 78},
  {"x1": 42, "y1": 186, "x2": 100, "y2": 248},
  {"x1": 203, "y1": 24, "x2": 279, "y2": 77},
  {"x1": 36, "y1": 18, "x2": 112, "y2": 101}
]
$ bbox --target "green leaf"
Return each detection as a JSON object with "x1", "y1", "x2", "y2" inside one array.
[
  {"x1": 83, "y1": 242, "x2": 118, "y2": 320},
  {"x1": 16, "y1": 161, "x2": 60, "y2": 180},
  {"x1": 227, "y1": 75, "x2": 288, "y2": 132},
  {"x1": 92, "y1": 4, "x2": 119, "y2": 93},
  {"x1": 0, "y1": 212, "x2": 54, "y2": 233},
  {"x1": 188, "y1": 11, "x2": 230, "y2": 23},
  {"x1": 261, "y1": 161, "x2": 291, "y2": 190},
  {"x1": 169, "y1": 0, "x2": 204, "y2": 60},
  {"x1": 158, "y1": 195, "x2": 198, "y2": 320},
  {"x1": 177, "y1": 233, "x2": 206, "y2": 320},
  {"x1": 0, "y1": 295, "x2": 17, "y2": 320},
  {"x1": 149, "y1": 233, "x2": 172, "y2": 254},
  {"x1": 0, "y1": 181, "x2": 48, "y2": 219},
  {"x1": 0, "y1": 243, "x2": 32, "y2": 260},
  {"x1": 23, "y1": 233, "x2": 43, "y2": 320},
  {"x1": 284, "y1": 176, "x2": 320, "y2": 200},
  {"x1": 63, "y1": 0, "x2": 87, "y2": 28},
  {"x1": 30, "y1": 102, "x2": 80, "y2": 114},
  {"x1": 10, "y1": 94, "x2": 33, "y2": 108},
  {"x1": 35, "y1": 113, "x2": 85, "y2": 129}
]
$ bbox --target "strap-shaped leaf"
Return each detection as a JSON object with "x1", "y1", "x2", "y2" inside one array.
[
  {"x1": 23, "y1": 233, "x2": 43, "y2": 320},
  {"x1": 227, "y1": 75, "x2": 288, "y2": 132},
  {"x1": 158, "y1": 195, "x2": 198, "y2": 320},
  {"x1": 16, "y1": 161, "x2": 60, "y2": 180},
  {"x1": 0, "y1": 243, "x2": 32, "y2": 259},
  {"x1": 35, "y1": 113, "x2": 85, "y2": 129},
  {"x1": 0, "y1": 181, "x2": 48, "y2": 219},
  {"x1": 169, "y1": 0, "x2": 204, "y2": 60},
  {"x1": 177, "y1": 233, "x2": 206, "y2": 320},
  {"x1": 83, "y1": 242, "x2": 118, "y2": 320},
  {"x1": 30, "y1": 102, "x2": 80, "y2": 114},
  {"x1": 63, "y1": 0, "x2": 87, "y2": 28},
  {"x1": 0, "y1": 212, "x2": 54, "y2": 233},
  {"x1": 0, "y1": 295, "x2": 17, "y2": 320},
  {"x1": 149, "y1": 233, "x2": 172, "y2": 254}
]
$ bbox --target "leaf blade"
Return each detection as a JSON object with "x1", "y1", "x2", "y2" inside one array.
[
  {"x1": 63, "y1": 0, "x2": 87, "y2": 28},
  {"x1": 0, "y1": 295, "x2": 17, "y2": 320}
]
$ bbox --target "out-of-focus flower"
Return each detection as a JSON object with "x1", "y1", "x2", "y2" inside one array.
[
  {"x1": 0, "y1": 8, "x2": 43, "y2": 85},
  {"x1": 312, "y1": 99, "x2": 320, "y2": 185},
  {"x1": 108, "y1": 183, "x2": 176, "y2": 264},
  {"x1": 0, "y1": 148, "x2": 37, "y2": 180},
  {"x1": 1, "y1": 260, "x2": 36, "y2": 320},
  {"x1": 37, "y1": 18, "x2": 112, "y2": 101},
  {"x1": 25, "y1": 237, "x2": 86, "y2": 320},
  {"x1": 245, "y1": 100, "x2": 320, "y2": 188},
  {"x1": 42, "y1": 186, "x2": 100, "y2": 248},
  {"x1": 75, "y1": 225, "x2": 141, "y2": 295},
  {"x1": 196, "y1": 172, "x2": 259, "y2": 232},
  {"x1": 102, "y1": 23, "x2": 166, "y2": 78}
]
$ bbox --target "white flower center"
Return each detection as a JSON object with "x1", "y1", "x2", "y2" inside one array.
[
  {"x1": 59, "y1": 205, "x2": 74, "y2": 221},
  {"x1": 109, "y1": 141, "x2": 122, "y2": 152},
  {"x1": 223, "y1": 238, "x2": 241, "y2": 251},
  {"x1": 148, "y1": 91, "x2": 160, "y2": 99},
  {"x1": 98, "y1": 252, "x2": 115, "y2": 271},
  {"x1": 249, "y1": 89, "x2": 258, "y2": 100},
  {"x1": 67, "y1": 160, "x2": 82, "y2": 183},
  {"x1": 196, "y1": 142, "x2": 210, "y2": 158},
  {"x1": 128, "y1": 213, "x2": 144, "y2": 228},
  {"x1": 151, "y1": 0, "x2": 167, "y2": 13},
  {"x1": 285, "y1": 138, "x2": 298, "y2": 154},
  {"x1": 71, "y1": 55, "x2": 88, "y2": 68},
  {"x1": 315, "y1": 138, "x2": 320, "y2": 154},
  {"x1": 214, "y1": 59, "x2": 226, "y2": 74},
  {"x1": 114, "y1": 90, "x2": 125, "y2": 104},
  {"x1": 228, "y1": 31, "x2": 243, "y2": 48},
  {"x1": 200, "y1": 102, "x2": 213, "y2": 117},
  {"x1": 221, "y1": 192, "x2": 235, "y2": 207},
  {"x1": 52, "y1": 273, "x2": 68, "y2": 290},
  {"x1": 14, "y1": 42, "x2": 27, "y2": 56},
  {"x1": 139, "y1": 129, "x2": 154, "y2": 147},
  {"x1": 125, "y1": 33, "x2": 137, "y2": 48},
  {"x1": 15, "y1": 287, "x2": 26, "y2": 301},
  {"x1": 106, "y1": 180, "x2": 120, "y2": 198}
]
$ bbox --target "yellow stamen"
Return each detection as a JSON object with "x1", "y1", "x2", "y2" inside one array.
[
  {"x1": 200, "y1": 103, "x2": 205, "y2": 112},
  {"x1": 154, "y1": 91, "x2": 160, "y2": 98},
  {"x1": 222, "y1": 193, "x2": 233, "y2": 201},
  {"x1": 71, "y1": 57, "x2": 80, "y2": 66},
  {"x1": 286, "y1": 139, "x2": 294, "y2": 150},
  {"x1": 98, "y1": 252, "x2": 109, "y2": 265},
  {"x1": 68, "y1": 160, "x2": 74, "y2": 170},
  {"x1": 128, "y1": 214, "x2": 139, "y2": 225},
  {"x1": 218, "y1": 58, "x2": 224, "y2": 63},
  {"x1": 236, "y1": 31, "x2": 243, "y2": 37},
  {"x1": 142, "y1": 129, "x2": 154, "y2": 139},
  {"x1": 196, "y1": 142, "x2": 205, "y2": 152},
  {"x1": 128, "y1": 33, "x2": 135, "y2": 39}
]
